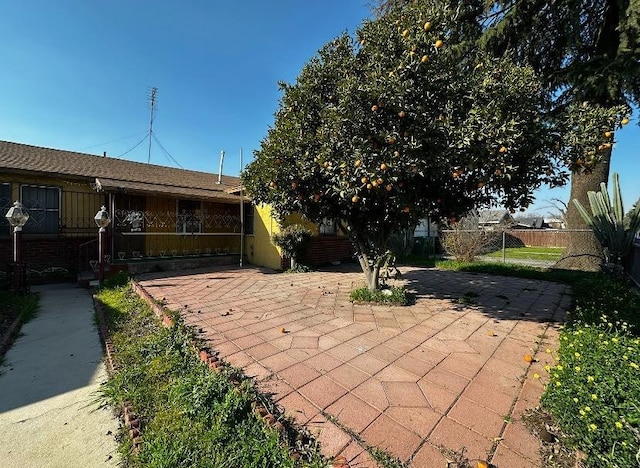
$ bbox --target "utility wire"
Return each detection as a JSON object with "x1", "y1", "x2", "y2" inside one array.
[
  {"x1": 152, "y1": 133, "x2": 183, "y2": 168},
  {"x1": 77, "y1": 131, "x2": 148, "y2": 151},
  {"x1": 117, "y1": 134, "x2": 149, "y2": 158}
]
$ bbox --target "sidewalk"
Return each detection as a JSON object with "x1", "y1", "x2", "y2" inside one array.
[{"x1": 0, "y1": 284, "x2": 119, "y2": 468}]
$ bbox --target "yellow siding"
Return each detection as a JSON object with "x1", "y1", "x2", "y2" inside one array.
[{"x1": 245, "y1": 204, "x2": 282, "y2": 269}]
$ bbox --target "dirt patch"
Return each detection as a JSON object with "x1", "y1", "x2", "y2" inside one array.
[{"x1": 522, "y1": 407, "x2": 583, "y2": 468}]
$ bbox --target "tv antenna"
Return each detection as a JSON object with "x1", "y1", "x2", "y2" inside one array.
[{"x1": 147, "y1": 87, "x2": 158, "y2": 163}]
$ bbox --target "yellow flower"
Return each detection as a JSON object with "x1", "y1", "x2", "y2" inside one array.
[
  {"x1": 556, "y1": 365, "x2": 563, "y2": 370},
  {"x1": 612, "y1": 337, "x2": 619, "y2": 343},
  {"x1": 545, "y1": 348, "x2": 552, "y2": 353},
  {"x1": 589, "y1": 423, "x2": 597, "y2": 431},
  {"x1": 533, "y1": 373, "x2": 540, "y2": 379},
  {"x1": 591, "y1": 394, "x2": 597, "y2": 400},
  {"x1": 544, "y1": 365, "x2": 551, "y2": 372},
  {"x1": 573, "y1": 398, "x2": 578, "y2": 403},
  {"x1": 615, "y1": 422, "x2": 623, "y2": 429},
  {"x1": 575, "y1": 366, "x2": 581, "y2": 372},
  {"x1": 587, "y1": 375, "x2": 595, "y2": 382},
  {"x1": 574, "y1": 352, "x2": 581, "y2": 358},
  {"x1": 585, "y1": 406, "x2": 591, "y2": 412},
  {"x1": 579, "y1": 409, "x2": 586, "y2": 416},
  {"x1": 555, "y1": 381, "x2": 561, "y2": 387},
  {"x1": 631, "y1": 362, "x2": 639, "y2": 369}
]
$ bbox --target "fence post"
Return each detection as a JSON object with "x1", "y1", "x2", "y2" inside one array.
[{"x1": 502, "y1": 230, "x2": 506, "y2": 263}]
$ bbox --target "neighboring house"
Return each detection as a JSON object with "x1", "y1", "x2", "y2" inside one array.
[
  {"x1": 0, "y1": 140, "x2": 352, "y2": 280},
  {"x1": 513, "y1": 216, "x2": 547, "y2": 229},
  {"x1": 477, "y1": 209, "x2": 515, "y2": 230}
]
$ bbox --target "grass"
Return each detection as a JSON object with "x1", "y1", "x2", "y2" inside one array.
[
  {"x1": 350, "y1": 286, "x2": 410, "y2": 305},
  {"x1": 438, "y1": 259, "x2": 640, "y2": 467},
  {"x1": 483, "y1": 246, "x2": 565, "y2": 261},
  {"x1": 97, "y1": 284, "x2": 327, "y2": 468}
]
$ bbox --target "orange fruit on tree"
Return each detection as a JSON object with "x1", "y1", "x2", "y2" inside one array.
[
  {"x1": 352, "y1": 195, "x2": 360, "y2": 203},
  {"x1": 387, "y1": 136, "x2": 396, "y2": 144},
  {"x1": 367, "y1": 183, "x2": 373, "y2": 190},
  {"x1": 291, "y1": 182, "x2": 298, "y2": 190},
  {"x1": 393, "y1": 150, "x2": 400, "y2": 157},
  {"x1": 499, "y1": 146, "x2": 507, "y2": 153},
  {"x1": 622, "y1": 117, "x2": 630, "y2": 125},
  {"x1": 402, "y1": 29, "x2": 410, "y2": 38},
  {"x1": 524, "y1": 354, "x2": 534, "y2": 363},
  {"x1": 604, "y1": 131, "x2": 613, "y2": 138},
  {"x1": 269, "y1": 181, "x2": 276, "y2": 188},
  {"x1": 421, "y1": 54, "x2": 429, "y2": 63},
  {"x1": 423, "y1": 21, "x2": 431, "y2": 31},
  {"x1": 495, "y1": 169, "x2": 502, "y2": 176},
  {"x1": 355, "y1": 159, "x2": 362, "y2": 167},
  {"x1": 477, "y1": 461, "x2": 489, "y2": 468},
  {"x1": 398, "y1": 110, "x2": 406, "y2": 118},
  {"x1": 323, "y1": 161, "x2": 331, "y2": 168},
  {"x1": 380, "y1": 163, "x2": 388, "y2": 170},
  {"x1": 386, "y1": 184, "x2": 393, "y2": 191},
  {"x1": 372, "y1": 104, "x2": 379, "y2": 112},
  {"x1": 403, "y1": 206, "x2": 410, "y2": 213},
  {"x1": 434, "y1": 39, "x2": 443, "y2": 48}
]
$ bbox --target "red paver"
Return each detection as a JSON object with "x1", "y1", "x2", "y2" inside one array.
[{"x1": 136, "y1": 264, "x2": 569, "y2": 465}]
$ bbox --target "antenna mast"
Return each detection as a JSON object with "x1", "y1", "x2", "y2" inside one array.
[{"x1": 147, "y1": 87, "x2": 158, "y2": 163}]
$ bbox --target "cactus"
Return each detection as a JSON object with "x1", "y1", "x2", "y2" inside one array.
[{"x1": 573, "y1": 173, "x2": 640, "y2": 266}]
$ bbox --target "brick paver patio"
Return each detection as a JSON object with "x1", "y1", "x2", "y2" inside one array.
[{"x1": 136, "y1": 264, "x2": 570, "y2": 467}]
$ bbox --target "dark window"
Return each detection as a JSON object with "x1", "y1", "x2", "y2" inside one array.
[
  {"x1": 243, "y1": 202, "x2": 254, "y2": 235},
  {"x1": 21, "y1": 185, "x2": 60, "y2": 234},
  {"x1": 319, "y1": 218, "x2": 336, "y2": 235},
  {"x1": 177, "y1": 200, "x2": 202, "y2": 233},
  {"x1": 0, "y1": 183, "x2": 11, "y2": 235}
]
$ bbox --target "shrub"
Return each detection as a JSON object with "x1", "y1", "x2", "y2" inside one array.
[{"x1": 272, "y1": 224, "x2": 313, "y2": 269}]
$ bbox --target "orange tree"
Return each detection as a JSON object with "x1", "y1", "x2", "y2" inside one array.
[{"x1": 242, "y1": 3, "x2": 565, "y2": 291}]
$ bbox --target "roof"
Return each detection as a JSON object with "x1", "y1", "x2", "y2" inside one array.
[
  {"x1": 478, "y1": 209, "x2": 514, "y2": 225},
  {"x1": 0, "y1": 140, "x2": 243, "y2": 203},
  {"x1": 514, "y1": 216, "x2": 546, "y2": 229}
]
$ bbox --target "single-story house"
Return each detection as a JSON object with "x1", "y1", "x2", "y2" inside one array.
[
  {"x1": 478, "y1": 209, "x2": 516, "y2": 230},
  {"x1": 0, "y1": 140, "x2": 353, "y2": 282}
]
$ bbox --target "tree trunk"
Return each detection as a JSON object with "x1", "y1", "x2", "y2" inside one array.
[
  {"x1": 554, "y1": 150, "x2": 610, "y2": 271},
  {"x1": 357, "y1": 254, "x2": 381, "y2": 292}
]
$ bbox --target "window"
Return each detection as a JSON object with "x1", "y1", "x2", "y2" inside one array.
[
  {"x1": 21, "y1": 185, "x2": 60, "y2": 234},
  {"x1": 318, "y1": 218, "x2": 337, "y2": 235},
  {"x1": 243, "y1": 202, "x2": 254, "y2": 235},
  {"x1": 177, "y1": 200, "x2": 202, "y2": 233},
  {"x1": 0, "y1": 183, "x2": 11, "y2": 235}
]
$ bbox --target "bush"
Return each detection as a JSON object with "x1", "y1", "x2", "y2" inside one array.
[
  {"x1": 350, "y1": 286, "x2": 409, "y2": 305},
  {"x1": 272, "y1": 224, "x2": 313, "y2": 269},
  {"x1": 440, "y1": 228, "x2": 500, "y2": 262}
]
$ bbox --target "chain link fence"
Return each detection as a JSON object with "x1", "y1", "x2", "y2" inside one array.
[{"x1": 440, "y1": 228, "x2": 594, "y2": 267}]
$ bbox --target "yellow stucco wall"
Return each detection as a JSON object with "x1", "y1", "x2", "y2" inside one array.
[{"x1": 244, "y1": 204, "x2": 282, "y2": 269}]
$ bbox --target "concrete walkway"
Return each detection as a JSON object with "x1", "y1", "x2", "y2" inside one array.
[
  {"x1": 0, "y1": 284, "x2": 119, "y2": 468},
  {"x1": 138, "y1": 264, "x2": 569, "y2": 467}
]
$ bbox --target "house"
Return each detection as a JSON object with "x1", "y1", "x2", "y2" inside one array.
[
  {"x1": 477, "y1": 209, "x2": 515, "y2": 230},
  {"x1": 513, "y1": 216, "x2": 547, "y2": 229},
  {"x1": 0, "y1": 140, "x2": 354, "y2": 282}
]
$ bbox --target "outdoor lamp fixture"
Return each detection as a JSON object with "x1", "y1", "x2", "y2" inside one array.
[
  {"x1": 5, "y1": 201, "x2": 30, "y2": 293},
  {"x1": 94, "y1": 206, "x2": 111, "y2": 287}
]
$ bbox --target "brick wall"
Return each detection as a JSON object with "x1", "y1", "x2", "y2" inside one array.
[{"x1": 0, "y1": 236, "x2": 94, "y2": 274}]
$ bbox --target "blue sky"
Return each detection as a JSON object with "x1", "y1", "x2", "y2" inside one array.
[{"x1": 1, "y1": 1, "x2": 638, "y2": 215}]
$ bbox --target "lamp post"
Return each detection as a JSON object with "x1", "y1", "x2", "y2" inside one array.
[
  {"x1": 5, "y1": 201, "x2": 30, "y2": 293},
  {"x1": 94, "y1": 206, "x2": 111, "y2": 287}
]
